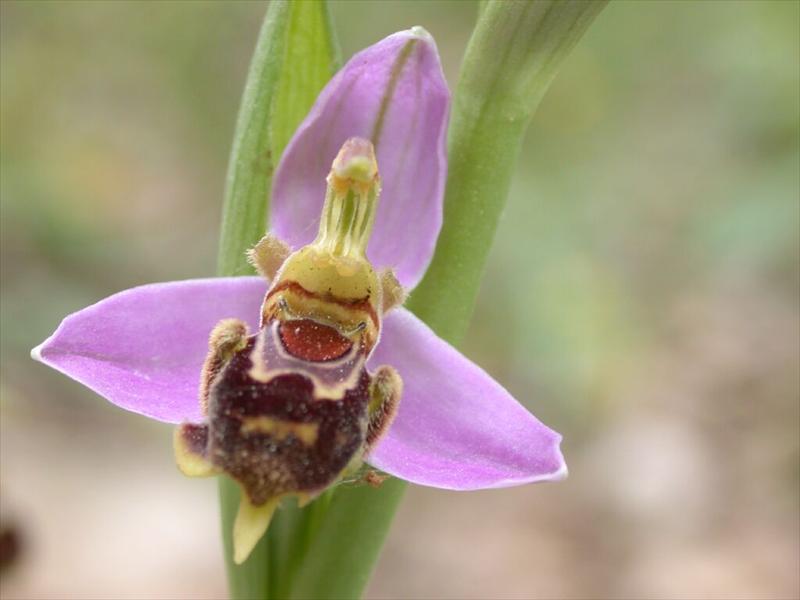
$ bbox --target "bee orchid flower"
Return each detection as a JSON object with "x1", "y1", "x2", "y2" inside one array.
[{"x1": 32, "y1": 28, "x2": 566, "y2": 564}]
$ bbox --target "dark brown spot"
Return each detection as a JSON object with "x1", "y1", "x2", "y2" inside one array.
[
  {"x1": 364, "y1": 470, "x2": 389, "y2": 488},
  {"x1": 180, "y1": 423, "x2": 210, "y2": 456},
  {"x1": 0, "y1": 521, "x2": 22, "y2": 573}
]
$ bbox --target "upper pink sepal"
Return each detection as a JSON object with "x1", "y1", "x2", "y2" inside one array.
[
  {"x1": 271, "y1": 28, "x2": 449, "y2": 289},
  {"x1": 367, "y1": 308, "x2": 567, "y2": 490},
  {"x1": 31, "y1": 277, "x2": 268, "y2": 424}
]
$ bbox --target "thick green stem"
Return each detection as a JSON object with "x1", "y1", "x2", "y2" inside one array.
[
  {"x1": 217, "y1": 2, "x2": 289, "y2": 277},
  {"x1": 218, "y1": 478, "x2": 270, "y2": 598},
  {"x1": 408, "y1": 0, "x2": 608, "y2": 343},
  {"x1": 288, "y1": 479, "x2": 406, "y2": 600}
]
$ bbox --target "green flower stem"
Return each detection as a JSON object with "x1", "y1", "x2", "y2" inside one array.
[
  {"x1": 215, "y1": 1, "x2": 339, "y2": 598},
  {"x1": 217, "y1": 2, "x2": 288, "y2": 278},
  {"x1": 288, "y1": 479, "x2": 406, "y2": 600},
  {"x1": 408, "y1": 0, "x2": 608, "y2": 343},
  {"x1": 218, "y1": 478, "x2": 270, "y2": 599},
  {"x1": 283, "y1": 3, "x2": 607, "y2": 599}
]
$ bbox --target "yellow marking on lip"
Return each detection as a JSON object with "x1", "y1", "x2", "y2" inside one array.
[{"x1": 240, "y1": 417, "x2": 319, "y2": 446}]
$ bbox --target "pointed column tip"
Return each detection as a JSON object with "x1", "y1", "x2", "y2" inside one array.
[
  {"x1": 332, "y1": 137, "x2": 378, "y2": 183},
  {"x1": 408, "y1": 26, "x2": 432, "y2": 40}
]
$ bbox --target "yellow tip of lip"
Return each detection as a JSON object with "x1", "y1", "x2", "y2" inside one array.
[{"x1": 233, "y1": 495, "x2": 280, "y2": 564}]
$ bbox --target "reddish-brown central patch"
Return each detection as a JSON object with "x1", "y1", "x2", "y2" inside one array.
[{"x1": 278, "y1": 319, "x2": 353, "y2": 362}]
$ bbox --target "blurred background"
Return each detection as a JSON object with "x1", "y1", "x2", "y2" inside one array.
[{"x1": 1, "y1": 1, "x2": 798, "y2": 598}]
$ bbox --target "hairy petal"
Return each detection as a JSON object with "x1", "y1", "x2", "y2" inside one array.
[
  {"x1": 31, "y1": 277, "x2": 267, "y2": 424},
  {"x1": 271, "y1": 28, "x2": 449, "y2": 289},
  {"x1": 367, "y1": 308, "x2": 566, "y2": 490}
]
